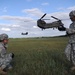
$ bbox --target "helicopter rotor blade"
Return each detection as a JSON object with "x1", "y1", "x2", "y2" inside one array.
[
  {"x1": 51, "y1": 16, "x2": 70, "y2": 21},
  {"x1": 61, "y1": 18, "x2": 70, "y2": 20},
  {"x1": 40, "y1": 13, "x2": 46, "y2": 19},
  {"x1": 24, "y1": 20, "x2": 34, "y2": 22},
  {"x1": 51, "y1": 16, "x2": 60, "y2": 21},
  {"x1": 42, "y1": 19, "x2": 50, "y2": 20}
]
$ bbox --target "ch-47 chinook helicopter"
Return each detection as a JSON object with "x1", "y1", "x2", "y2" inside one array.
[
  {"x1": 21, "y1": 32, "x2": 28, "y2": 35},
  {"x1": 37, "y1": 13, "x2": 64, "y2": 30}
]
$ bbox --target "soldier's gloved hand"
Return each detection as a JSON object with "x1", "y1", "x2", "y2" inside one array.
[
  {"x1": 11, "y1": 53, "x2": 14, "y2": 58},
  {"x1": 58, "y1": 25, "x2": 66, "y2": 31},
  {"x1": 57, "y1": 20, "x2": 66, "y2": 31}
]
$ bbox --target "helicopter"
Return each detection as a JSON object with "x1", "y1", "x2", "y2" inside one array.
[
  {"x1": 37, "y1": 13, "x2": 64, "y2": 30},
  {"x1": 21, "y1": 32, "x2": 28, "y2": 35}
]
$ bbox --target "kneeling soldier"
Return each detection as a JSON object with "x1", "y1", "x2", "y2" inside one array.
[{"x1": 0, "y1": 33, "x2": 14, "y2": 74}]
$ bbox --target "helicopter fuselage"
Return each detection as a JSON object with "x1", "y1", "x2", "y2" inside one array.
[{"x1": 37, "y1": 19, "x2": 62, "y2": 30}]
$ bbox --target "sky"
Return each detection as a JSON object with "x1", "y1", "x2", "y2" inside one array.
[{"x1": 0, "y1": 0, "x2": 75, "y2": 38}]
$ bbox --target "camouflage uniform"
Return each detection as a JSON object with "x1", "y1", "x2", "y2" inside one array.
[
  {"x1": 0, "y1": 34, "x2": 14, "y2": 71},
  {"x1": 65, "y1": 10, "x2": 75, "y2": 65},
  {"x1": 65, "y1": 22, "x2": 75, "y2": 64}
]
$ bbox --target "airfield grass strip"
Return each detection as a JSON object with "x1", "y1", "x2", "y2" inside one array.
[{"x1": 7, "y1": 37, "x2": 74, "y2": 75}]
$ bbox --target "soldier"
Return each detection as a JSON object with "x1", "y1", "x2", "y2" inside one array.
[
  {"x1": 0, "y1": 33, "x2": 14, "y2": 74},
  {"x1": 58, "y1": 10, "x2": 75, "y2": 71}
]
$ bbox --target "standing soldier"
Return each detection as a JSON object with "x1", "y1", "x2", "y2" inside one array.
[
  {"x1": 58, "y1": 10, "x2": 75, "y2": 71},
  {"x1": 0, "y1": 33, "x2": 14, "y2": 74}
]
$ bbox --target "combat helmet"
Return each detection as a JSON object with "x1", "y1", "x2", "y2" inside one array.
[
  {"x1": 0, "y1": 33, "x2": 8, "y2": 41},
  {"x1": 69, "y1": 10, "x2": 75, "y2": 18}
]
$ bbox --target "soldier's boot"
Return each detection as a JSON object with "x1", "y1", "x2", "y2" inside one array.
[{"x1": 0, "y1": 68, "x2": 7, "y2": 75}]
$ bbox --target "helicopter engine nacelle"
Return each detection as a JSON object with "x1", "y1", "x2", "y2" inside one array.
[{"x1": 37, "y1": 19, "x2": 46, "y2": 29}]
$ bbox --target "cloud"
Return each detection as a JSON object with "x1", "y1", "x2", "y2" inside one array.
[
  {"x1": 41, "y1": 2, "x2": 49, "y2": 6},
  {"x1": 3, "y1": 7, "x2": 7, "y2": 13},
  {"x1": 22, "y1": 8, "x2": 44, "y2": 17},
  {"x1": 57, "y1": 6, "x2": 75, "y2": 12},
  {"x1": 0, "y1": 15, "x2": 33, "y2": 21},
  {"x1": 1, "y1": 7, "x2": 72, "y2": 23},
  {"x1": 0, "y1": 6, "x2": 74, "y2": 38},
  {"x1": 0, "y1": 8, "x2": 70, "y2": 33},
  {"x1": 11, "y1": 24, "x2": 20, "y2": 27},
  {"x1": 67, "y1": 6, "x2": 75, "y2": 10},
  {"x1": 33, "y1": 26, "x2": 38, "y2": 29},
  {"x1": 1, "y1": 28, "x2": 11, "y2": 31},
  {"x1": 57, "y1": 7, "x2": 65, "y2": 11}
]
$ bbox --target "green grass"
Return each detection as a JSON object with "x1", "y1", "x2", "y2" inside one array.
[{"x1": 7, "y1": 37, "x2": 74, "y2": 75}]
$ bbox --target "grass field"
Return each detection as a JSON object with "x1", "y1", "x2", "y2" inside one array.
[{"x1": 7, "y1": 36, "x2": 75, "y2": 75}]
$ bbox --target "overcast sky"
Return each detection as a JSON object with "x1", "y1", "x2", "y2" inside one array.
[{"x1": 0, "y1": 0, "x2": 75, "y2": 38}]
